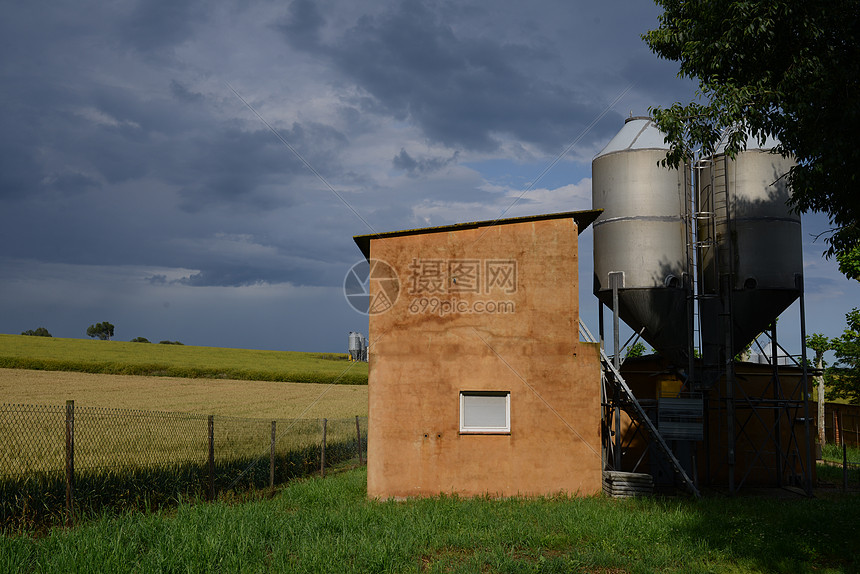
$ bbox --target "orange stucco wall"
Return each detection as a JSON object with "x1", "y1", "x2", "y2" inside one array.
[{"x1": 366, "y1": 218, "x2": 602, "y2": 498}]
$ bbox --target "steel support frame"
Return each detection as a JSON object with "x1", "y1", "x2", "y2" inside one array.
[{"x1": 702, "y1": 316, "x2": 813, "y2": 494}]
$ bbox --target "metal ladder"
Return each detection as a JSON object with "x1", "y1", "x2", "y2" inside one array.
[{"x1": 581, "y1": 320, "x2": 702, "y2": 498}]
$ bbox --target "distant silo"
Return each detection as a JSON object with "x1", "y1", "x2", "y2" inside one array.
[{"x1": 348, "y1": 331, "x2": 362, "y2": 361}]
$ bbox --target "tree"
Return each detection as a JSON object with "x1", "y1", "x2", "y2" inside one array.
[
  {"x1": 130, "y1": 337, "x2": 150, "y2": 343},
  {"x1": 21, "y1": 327, "x2": 52, "y2": 337},
  {"x1": 643, "y1": 0, "x2": 860, "y2": 271},
  {"x1": 828, "y1": 308, "x2": 860, "y2": 404},
  {"x1": 837, "y1": 246, "x2": 860, "y2": 281},
  {"x1": 625, "y1": 341, "x2": 649, "y2": 359},
  {"x1": 806, "y1": 333, "x2": 831, "y2": 446},
  {"x1": 86, "y1": 321, "x2": 115, "y2": 341}
]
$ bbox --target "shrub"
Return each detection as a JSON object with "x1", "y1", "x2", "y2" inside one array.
[{"x1": 21, "y1": 327, "x2": 52, "y2": 337}]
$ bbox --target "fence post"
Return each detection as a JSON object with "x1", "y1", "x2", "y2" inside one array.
[
  {"x1": 834, "y1": 410, "x2": 841, "y2": 446},
  {"x1": 208, "y1": 415, "x2": 215, "y2": 501},
  {"x1": 270, "y1": 420, "x2": 276, "y2": 489},
  {"x1": 321, "y1": 418, "x2": 327, "y2": 477},
  {"x1": 65, "y1": 400, "x2": 74, "y2": 527},
  {"x1": 356, "y1": 415, "x2": 363, "y2": 466}
]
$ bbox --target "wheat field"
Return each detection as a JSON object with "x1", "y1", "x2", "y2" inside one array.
[{"x1": 0, "y1": 369, "x2": 367, "y2": 419}]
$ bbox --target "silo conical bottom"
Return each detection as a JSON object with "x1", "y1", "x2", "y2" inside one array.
[
  {"x1": 597, "y1": 287, "x2": 689, "y2": 366},
  {"x1": 729, "y1": 289, "x2": 799, "y2": 357}
]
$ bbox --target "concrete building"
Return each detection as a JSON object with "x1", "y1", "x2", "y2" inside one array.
[{"x1": 354, "y1": 210, "x2": 603, "y2": 499}]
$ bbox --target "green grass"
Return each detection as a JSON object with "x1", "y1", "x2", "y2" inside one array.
[
  {"x1": 822, "y1": 443, "x2": 860, "y2": 465},
  {"x1": 2, "y1": 467, "x2": 859, "y2": 573},
  {"x1": 0, "y1": 334, "x2": 368, "y2": 385},
  {"x1": 817, "y1": 462, "x2": 860, "y2": 486},
  {"x1": 818, "y1": 444, "x2": 860, "y2": 486},
  {"x1": 0, "y1": 439, "x2": 363, "y2": 534}
]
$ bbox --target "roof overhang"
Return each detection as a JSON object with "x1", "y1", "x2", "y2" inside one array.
[{"x1": 353, "y1": 209, "x2": 602, "y2": 261}]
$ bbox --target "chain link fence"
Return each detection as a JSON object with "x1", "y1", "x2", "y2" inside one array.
[{"x1": 0, "y1": 402, "x2": 367, "y2": 531}]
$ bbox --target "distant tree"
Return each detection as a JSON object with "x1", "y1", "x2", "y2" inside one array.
[
  {"x1": 828, "y1": 309, "x2": 860, "y2": 404},
  {"x1": 86, "y1": 322, "x2": 115, "y2": 341},
  {"x1": 625, "y1": 342, "x2": 648, "y2": 359},
  {"x1": 733, "y1": 341, "x2": 753, "y2": 363},
  {"x1": 159, "y1": 340, "x2": 184, "y2": 345},
  {"x1": 130, "y1": 337, "x2": 150, "y2": 343},
  {"x1": 807, "y1": 333, "x2": 831, "y2": 446},
  {"x1": 21, "y1": 327, "x2": 52, "y2": 337}
]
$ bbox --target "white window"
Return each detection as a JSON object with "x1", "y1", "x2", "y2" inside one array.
[{"x1": 459, "y1": 391, "x2": 510, "y2": 434}]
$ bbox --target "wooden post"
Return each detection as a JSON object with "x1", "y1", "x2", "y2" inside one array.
[
  {"x1": 356, "y1": 415, "x2": 363, "y2": 466},
  {"x1": 208, "y1": 415, "x2": 215, "y2": 501},
  {"x1": 843, "y1": 443, "x2": 849, "y2": 492},
  {"x1": 320, "y1": 418, "x2": 327, "y2": 477},
  {"x1": 65, "y1": 400, "x2": 74, "y2": 527},
  {"x1": 270, "y1": 420, "x2": 276, "y2": 489}
]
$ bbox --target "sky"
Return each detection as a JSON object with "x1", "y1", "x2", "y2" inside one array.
[{"x1": 1, "y1": 0, "x2": 857, "y2": 354}]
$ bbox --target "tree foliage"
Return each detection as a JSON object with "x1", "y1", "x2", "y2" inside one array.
[
  {"x1": 130, "y1": 337, "x2": 151, "y2": 343},
  {"x1": 625, "y1": 341, "x2": 648, "y2": 359},
  {"x1": 21, "y1": 327, "x2": 52, "y2": 337},
  {"x1": 643, "y1": 0, "x2": 860, "y2": 270},
  {"x1": 829, "y1": 308, "x2": 860, "y2": 404},
  {"x1": 86, "y1": 322, "x2": 115, "y2": 341},
  {"x1": 837, "y1": 246, "x2": 860, "y2": 281},
  {"x1": 806, "y1": 333, "x2": 831, "y2": 368}
]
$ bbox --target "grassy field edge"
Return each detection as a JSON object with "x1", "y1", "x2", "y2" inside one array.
[
  {"x1": 0, "y1": 356, "x2": 366, "y2": 384},
  {"x1": 0, "y1": 334, "x2": 368, "y2": 385}
]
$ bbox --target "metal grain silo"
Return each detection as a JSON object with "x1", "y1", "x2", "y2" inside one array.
[
  {"x1": 348, "y1": 331, "x2": 362, "y2": 361},
  {"x1": 697, "y1": 136, "x2": 801, "y2": 359},
  {"x1": 592, "y1": 117, "x2": 690, "y2": 364}
]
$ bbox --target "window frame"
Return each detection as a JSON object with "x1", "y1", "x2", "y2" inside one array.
[{"x1": 459, "y1": 390, "x2": 511, "y2": 434}]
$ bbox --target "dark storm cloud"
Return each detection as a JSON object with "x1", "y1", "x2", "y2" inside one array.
[
  {"x1": 0, "y1": 78, "x2": 352, "y2": 288},
  {"x1": 172, "y1": 121, "x2": 349, "y2": 212},
  {"x1": 282, "y1": 0, "x2": 619, "y2": 154},
  {"x1": 278, "y1": 0, "x2": 325, "y2": 50},
  {"x1": 0, "y1": 139, "x2": 43, "y2": 201},
  {"x1": 172, "y1": 255, "x2": 345, "y2": 288},
  {"x1": 170, "y1": 80, "x2": 204, "y2": 104},
  {"x1": 2, "y1": 70, "x2": 347, "y2": 216},
  {"x1": 0, "y1": 0, "x2": 662, "y2": 300},
  {"x1": 43, "y1": 172, "x2": 101, "y2": 196},
  {"x1": 179, "y1": 267, "x2": 284, "y2": 287},
  {"x1": 392, "y1": 148, "x2": 459, "y2": 177},
  {"x1": 121, "y1": 0, "x2": 208, "y2": 53}
]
